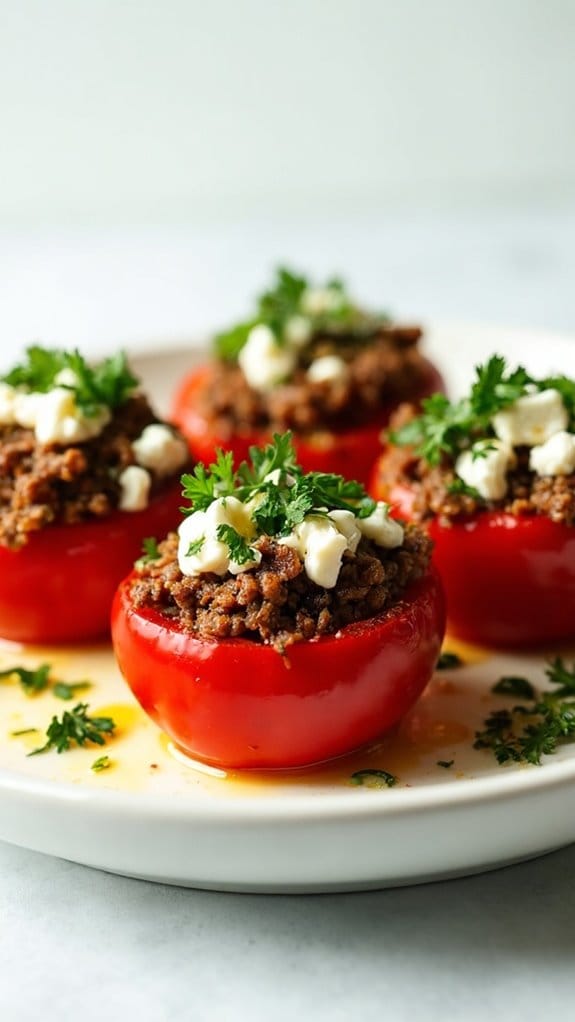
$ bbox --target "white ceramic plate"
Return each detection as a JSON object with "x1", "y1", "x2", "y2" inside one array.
[{"x1": 1, "y1": 324, "x2": 575, "y2": 893}]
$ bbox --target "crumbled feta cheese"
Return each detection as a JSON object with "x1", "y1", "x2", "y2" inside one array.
[
  {"x1": 284, "y1": 315, "x2": 312, "y2": 348},
  {"x1": 17, "y1": 387, "x2": 111, "y2": 445},
  {"x1": 280, "y1": 516, "x2": 348, "y2": 588},
  {"x1": 455, "y1": 440, "x2": 515, "y2": 501},
  {"x1": 177, "y1": 496, "x2": 260, "y2": 577},
  {"x1": 306, "y1": 355, "x2": 349, "y2": 385},
  {"x1": 328, "y1": 509, "x2": 361, "y2": 553},
  {"x1": 0, "y1": 383, "x2": 17, "y2": 424},
  {"x1": 301, "y1": 287, "x2": 344, "y2": 317},
  {"x1": 492, "y1": 389, "x2": 568, "y2": 447},
  {"x1": 529, "y1": 430, "x2": 575, "y2": 476},
  {"x1": 238, "y1": 324, "x2": 296, "y2": 391},
  {"x1": 118, "y1": 465, "x2": 151, "y2": 511},
  {"x1": 358, "y1": 502, "x2": 404, "y2": 548},
  {"x1": 132, "y1": 424, "x2": 188, "y2": 477}
]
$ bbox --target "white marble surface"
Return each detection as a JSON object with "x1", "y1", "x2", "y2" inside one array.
[{"x1": 1, "y1": 204, "x2": 575, "y2": 1022}]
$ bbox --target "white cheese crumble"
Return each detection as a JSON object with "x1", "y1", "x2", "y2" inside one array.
[
  {"x1": 132, "y1": 424, "x2": 188, "y2": 477},
  {"x1": 284, "y1": 315, "x2": 312, "y2": 348},
  {"x1": 529, "y1": 430, "x2": 575, "y2": 477},
  {"x1": 306, "y1": 355, "x2": 348, "y2": 385},
  {"x1": 178, "y1": 496, "x2": 261, "y2": 577},
  {"x1": 492, "y1": 389, "x2": 568, "y2": 447},
  {"x1": 357, "y1": 503, "x2": 405, "y2": 548},
  {"x1": 279, "y1": 516, "x2": 349, "y2": 589},
  {"x1": 301, "y1": 286, "x2": 344, "y2": 317},
  {"x1": 118, "y1": 465, "x2": 151, "y2": 511},
  {"x1": 455, "y1": 440, "x2": 515, "y2": 501},
  {"x1": 16, "y1": 387, "x2": 111, "y2": 445},
  {"x1": 238, "y1": 324, "x2": 296, "y2": 392},
  {"x1": 0, "y1": 382, "x2": 17, "y2": 424}
]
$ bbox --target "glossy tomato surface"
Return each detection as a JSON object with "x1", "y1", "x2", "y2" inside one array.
[
  {"x1": 0, "y1": 481, "x2": 182, "y2": 644},
  {"x1": 374, "y1": 474, "x2": 575, "y2": 647},
  {"x1": 171, "y1": 360, "x2": 444, "y2": 484},
  {"x1": 111, "y1": 568, "x2": 445, "y2": 770}
]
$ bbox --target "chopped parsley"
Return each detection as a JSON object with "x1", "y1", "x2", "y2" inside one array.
[
  {"x1": 180, "y1": 433, "x2": 376, "y2": 565},
  {"x1": 474, "y1": 657, "x2": 575, "y2": 765},
  {"x1": 1, "y1": 346, "x2": 137, "y2": 415},
  {"x1": 436, "y1": 651, "x2": 464, "y2": 670},
  {"x1": 53, "y1": 681, "x2": 92, "y2": 701},
  {"x1": 0, "y1": 663, "x2": 51, "y2": 695},
  {"x1": 135, "y1": 536, "x2": 161, "y2": 569},
  {"x1": 350, "y1": 768, "x2": 397, "y2": 789},
  {"x1": 10, "y1": 728, "x2": 39, "y2": 737},
  {"x1": 391, "y1": 355, "x2": 574, "y2": 466},
  {"x1": 91, "y1": 754, "x2": 112, "y2": 773},
  {"x1": 213, "y1": 266, "x2": 389, "y2": 360},
  {"x1": 29, "y1": 703, "x2": 116, "y2": 756},
  {"x1": 186, "y1": 536, "x2": 205, "y2": 557},
  {"x1": 436, "y1": 759, "x2": 454, "y2": 769}
]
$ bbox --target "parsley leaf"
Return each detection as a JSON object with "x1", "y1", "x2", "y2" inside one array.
[
  {"x1": 350, "y1": 769, "x2": 397, "y2": 789},
  {"x1": 1, "y1": 346, "x2": 137, "y2": 414},
  {"x1": 29, "y1": 703, "x2": 116, "y2": 756},
  {"x1": 135, "y1": 536, "x2": 161, "y2": 569},
  {"x1": 186, "y1": 537, "x2": 205, "y2": 557},
  {"x1": 492, "y1": 676, "x2": 536, "y2": 700},
  {"x1": 436, "y1": 651, "x2": 464, "y2": 670},
  {"x1": 475, "y1": 658, "x2": 575, "y2": 765},
  {"x1": 216, "y1": 525, "x2": 255, "y2": 564},
  {"x1": 436, "y1": 759, "x2": 454, "y2": 768},
  {"x1": 0, "y1": 663, "x2": 51, "y2": 695},
  {"x1": 181, "y1": 449, "x2": 236, "y2": 512},
  {"x1": 53, "y1": 681, "x2": 92, "y2": 701},
  {"x1": 91, "y1": 755, "x2": 112, "y2": 773}
]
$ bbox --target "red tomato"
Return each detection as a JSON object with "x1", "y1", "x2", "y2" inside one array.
[
  {"x1": 372, "y1": 473, "x2": 575, "y2": 647},
  {"x1": 111, "y1": 568, "x2": 445, "y2": 770},
  {"x1": 171, "y1": 360, "x2": 444, "y2": 484},
  {"x1": 0, "y1": 481, "x2": 183, "y2": 644}
]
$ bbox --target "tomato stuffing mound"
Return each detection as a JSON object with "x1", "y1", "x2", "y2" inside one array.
[
  {"x1": 171, "y1": 267, "x2": 444, "y2": 484},
  {"x1": 0, "y1": 345, "x2": 190, "y2": 643},
  {"x1": 112, "y1": 433, "x2": 445, "y2": 769},
  {"x1": 370, "y1": 355, "x2": 575, "y2": 646}
]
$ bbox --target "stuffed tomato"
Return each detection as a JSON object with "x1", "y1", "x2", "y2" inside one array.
[
  {"x1": 371, "y1": 355, "x2": 575, "y2": 646},
  {"x1": 171, "y1": 267, "x2": 444, "y2": 484},
  {"x1": 112, "y1": 434, "x2": 445, "y2": 769},
  {"x1": 0, "y1": 345, "x2": 190, "y2": 643}
]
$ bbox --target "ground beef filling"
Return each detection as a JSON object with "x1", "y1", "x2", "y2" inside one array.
[
  {"x1": 129, "y1": 526, "x2": 432, "y2": 652},
  {"x1": 200, "y1": 326, "x2": 430, "y2": 436},
  {"x1": 377, "y1": 406, "x2": 575, "y2": 527},
  {"x1": 0, "y1": 395, "x2": 185, "y2": 549}
]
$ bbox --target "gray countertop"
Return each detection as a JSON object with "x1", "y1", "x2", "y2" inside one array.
[{"x1": 1, "y1": 203, "x2": 574, "y2": 1022}]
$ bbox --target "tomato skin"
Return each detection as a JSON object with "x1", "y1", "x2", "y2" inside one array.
[
  {"x1": 372, "y1": 472, "x2": 575, "y2": 647},
  {"x1": 0, "y1": 481, "x2": 183, "y2": 644},
  {"x1": 111, "y1": 568, "x2": 445, "y2": 770},
  {"x1": 171, "y1": 360, "x2": 444, "y2": 484}
]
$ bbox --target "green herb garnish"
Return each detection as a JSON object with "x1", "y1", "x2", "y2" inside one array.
[
  {"x1": 1, "y1": 346, "x2": 137, "y2": 415},
  {"x1": 10, "y1": 728, "x2": 39, "y2": 737},
  {"x1": 180, "y1": 434, "x2": 376, "y2": 556},
  {"x1": 53, "y1": 681, "x2": 92, "y2": 701},
  {"x1": 492, "y1": 676, "x2": 536, "y2": 700},
  {"x1": 91, "y1": 755, "x2": 112, "y2": 773},
  {"x1": 436, "y1": 652, "x2": 463, "y2": 670},
  {"x1": 390, "y1": 355, "x2": 569, "y2": 466},
  {"x1": 186, "y1": 536, "x2": 205, "y2": 557},
  {"x1": 28, "y1": 703, "x2": 116, "y2": 756},
  {"x1": 436, "y1": 759, "x2": 454, "y2": 769},
  {"x1": 0, "y1": 663, "x2": 51, "y2": 695},
  {"x1": 350, "y1": 769, "x2": 397, "y2": 789},
  {"x1": 213, "y1": 266, "x2": 388, "y2": 360},
  {"x1": 475, "y1": 658, "x2": 575, "y2": 765},
  {"x1": 135, "y1": 536, "x2": 161, "y2": 569}
]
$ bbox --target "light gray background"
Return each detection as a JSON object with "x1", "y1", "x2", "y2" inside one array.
[{"x1": 1, "y1": 3, "x2": 575, "y2": 1020}]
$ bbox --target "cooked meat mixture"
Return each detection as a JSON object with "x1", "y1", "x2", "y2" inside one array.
[
  {"x1": 0, "y1": 395, "x2": 186, "y2": 548},
  {"x1": 129, "y1": 525, "x2": 432, "y2": 652},
  {"x1": 377, "y1": 405, "x2": 575, "y2": 526},
  {"x1": 200, "y1": 326, "x2": 431, "y2": 436}
]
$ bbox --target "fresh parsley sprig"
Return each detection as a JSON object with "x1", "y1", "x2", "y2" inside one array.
[
  {"x1": 0, "y1": 663, "x2": 51, "y2": 695},
  {"x1": 474, "y1": 657, "x2": 575, "y2": 765},
  {"x1": 179, "y1": 433, "x2": 377, "y2": 556},
  {"x1": 389, "y1": 355, "x2": 564, "y2": 466},
  {"x1": 2, "y1": 346, "x2": 137, "y2": 415},
  {"x1": 29, "y1": 703, "x2": 116, "y2": 756}
]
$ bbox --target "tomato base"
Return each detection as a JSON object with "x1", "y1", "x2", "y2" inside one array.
[{"x1": 111, "y1": 568, "x2": 445, "y2": 770}]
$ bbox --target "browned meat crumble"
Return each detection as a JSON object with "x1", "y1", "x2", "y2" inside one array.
[
  {"x1": 0, "y1": 395, "x2": 188, "y2": 549},
  {"x1": 376, "y1": 405, "x2": 575, "y2": 527},
  {"x1": 128, "y1": 525, "x2": 432, "y2": 652},
  {"x1": 199, "y1": 327, "x2": 434, "y2": 436}
]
